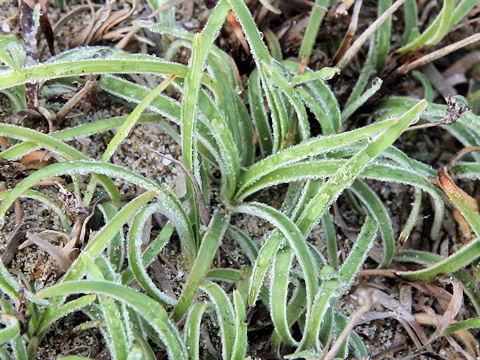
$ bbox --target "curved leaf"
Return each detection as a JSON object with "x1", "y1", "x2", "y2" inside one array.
[{"x1": 37, "y1": 281, "x2": 187, "y2": 359}]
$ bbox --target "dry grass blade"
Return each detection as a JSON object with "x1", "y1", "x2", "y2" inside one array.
[
  {"x1": 2, "y1": 223, "x2": 28, "y2": 266},
  {"x1": 439, "y1": 166, "x2": 478, "y2": 239},
  {"x1": 444, "y1": 335, "x2": 476, "y2": 360},
  {"x1": 425, "y1": 278, "x2": 463, "y2": 345},
  {"x1": 361, "y1": 288, "x2": 429, "y2": 347},
  {"x1": 52, "y1": 5, "x2": 94, "y2": 32},
  {"x1": 38, "y1": 0, "x2": 54, "y2": 55},
  {"x1": 21, "y1": 230, "x2": 78, "y2": 274},
  {"x1": 322, "y1": 291, "x2": 371, "y2": 360},
  {"x1": 398, "y1": 33, "x2": 480, "y2": 73},
  {"x1": 227, "y1": 10, "x2": 250, "y2": 54},
  {"x1": 20, "y1": 150, "x2": 52, "y2": 169},
  {"x1": 414, "y1": 313, "x2": 480, "y2": 358},
  {"x1": 332, "y1": 0, "x2": 363, "y2": 64},
  {"x1": 69, "y1": 1, "x2": 135, "y2": 47},
  {"x1": 438, "y1": 168, "x2": 478, "y2": 213},
  {"x1": 335, "y1": 0, "x2": 406, "y2": 69}
]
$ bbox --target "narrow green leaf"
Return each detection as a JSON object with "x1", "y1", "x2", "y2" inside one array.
[
  {"x1": 290, "y1": 67, "x2": 339, "y2": 85},
  {"x1": 0, "y1": 189, "x2": 71, "y2": 232},
  {"x1": 376, "y1": 0, "x2": 392, "y2": 71},
  {"x1": 397, "y1": 239, "x2": 480, "y2": 281},
  {"x1": 452, "y1": 0, "x2": 480, "y2": 25},
  {"x1": 398, "y1": 167, "x2": 480, "y2": 281},
  {"x1": 200, "y1": 282, "x2": 236, "y2": 360},
  {"x1": 339, "y1": 217, "x2": 378, "y2": 288},
  {"x1": 333, "y1": 313, "x2": 349, "y2": 358},
  {"x1": 236, "y1": 159, "x2": 444, "y2": 242},
  {"x1": 345, "y1": 37, "x2": 377, "y2": 109},
  {"x1": 292, "y1": 100, "x2": 428, "y2": 237},
  {"x1": 102, "y1": 75, "x2": 175, "y2": 162},
  {"x1": 235, "y1": 202, "x2": 318, "y2": 329},
  {"x1": 0, "y1": 123, "x2": 121, "y2": 205},
  {"x1": 341, "y1": 78, "x2": 382, "y2": 121},
  {"x1": 299, "y1": 271, "x2": 339, "y2": 351},
  {"x1": 350, "y1": 180, "x2": 394, "y2": 268},
  {"x1": 321, "y1": 212, "x2": 338, "y2": 268},
  {"x1": 246, "y1": 230, "x2": 283, "y2": 306},
  {"x1": 226, "y1": 226, "x2": 258, "y2": 264},
  {"x1": 270, "y1": 246, "x2": 297, "y2": 346},
  {"x1": 37, "y1": 281, "x2": 187, "y2": 359},
  {"x1": 298, "y1": 0, "x2": 329, "y2": 63},
  {"x1": 236, "y1": 117, "x2": 400, "y2": 199},
  {"x1": 184, "y1": 302, "x2": 211, "y2": 360},
  {"x1": 172, "y1": 211, "x2": 230, "y2": 322},
  {"x1": 397, "y1": 0, "x2": 455, "y2": 53},
  {"x1": 349, "y1": 331, "x2": 369, "y2": 358},
  {"x1": 181, "y1": 0, "x2": 230, "y2": 173},
  {"x1": 0, "y1": 56, "x2": 213, "y2": 91},
  {"x1": 121, "y1": 222, "x2": 174, "y2": 285},
  {"x1": 128, "y1": 204, "x2": 178, "y2": 306},
  {"x1": 231, "y1": 290, "x2": 248, "y2": 360},
  {"x1": 248, "y1": 69, "x2": 273, "y2": 156},
  {"x1": 442, "y1": 317, "x2": 480, "y2": 336},
  {"x1": 403, "y1": 0, "x2": 418, "y2": 44},
  {"x1": 97, "y1": 202, "x2": 124, "y2": 272},
  {"x1": 398, "y1": 187, "x2": 423, "y2": 247},
  {"x1": 264, "y1": 29, "x2": 283, "y2": 61},
  {"x1": 205, "y1": 268, "x2": 240, "y2": 283},
  {"x1": 0, "y1": 114, "x2": 168, "y2": 160},
  {"x1": 64, "y1": 191, "x2": 156, "y2": 283},
  {"x1": 412, "y1": 71, "x2": 434, "y2": 102}
]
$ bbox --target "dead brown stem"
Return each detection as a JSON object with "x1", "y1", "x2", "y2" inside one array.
[
  {"x1": 398, "y1": 33, "x2": 480, "y2": 73},
  {"x1": 332, "y1": 0, "x2": 363, "y2": 64},
  {"x1": 335, "y1": 0, "x2": 406, "y2": 70}
]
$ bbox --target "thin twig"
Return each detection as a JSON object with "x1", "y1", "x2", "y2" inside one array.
[
  {"x1": 336, "y1": 0, "x2": 406, "y2": 70},
  {"x1": 136, "y1": 140, "x2": 210, "y2": 226},
  {"x1": 398, "y1": 33, "x2": 480, "y2": 73}
]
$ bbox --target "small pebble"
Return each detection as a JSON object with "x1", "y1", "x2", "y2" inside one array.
[{"x1": 1, "y1": 22, "x2": 10, "y2": 33}]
